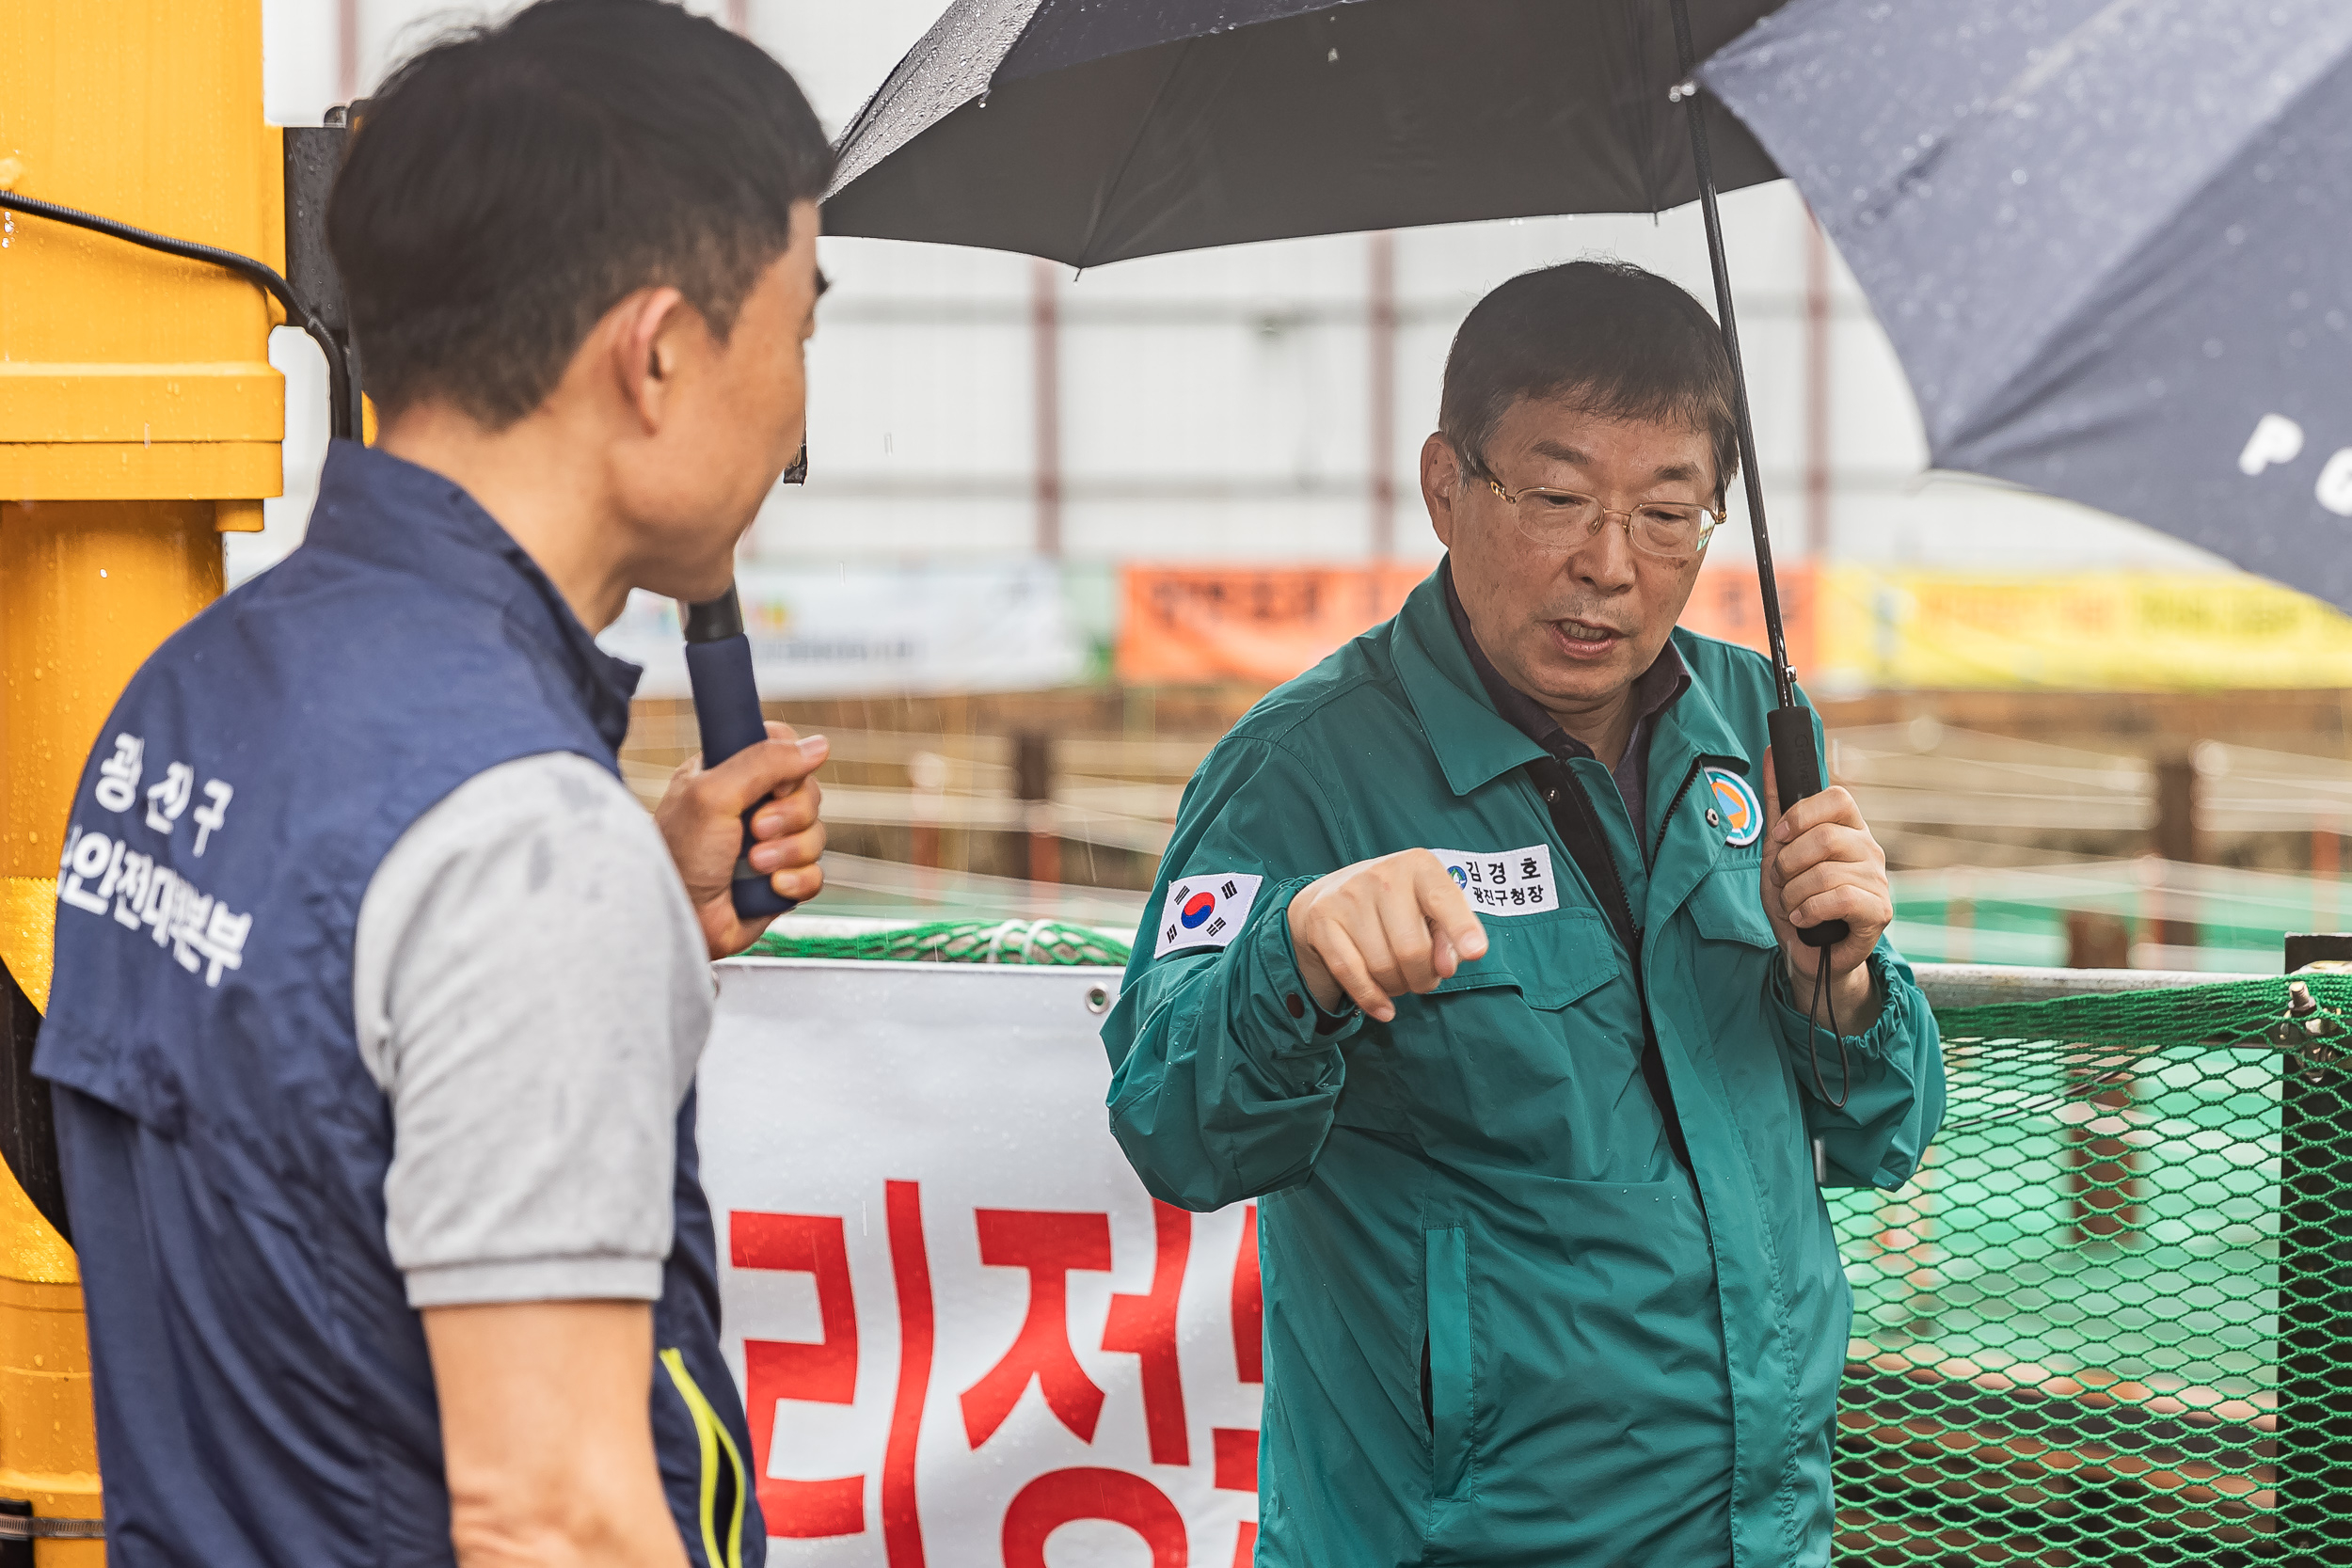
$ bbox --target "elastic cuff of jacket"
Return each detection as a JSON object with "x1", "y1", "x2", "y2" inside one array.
[
  {"x1": 402, "y1": 1254, "x2": 666, "y2": 1309},
  {"x1": 1770, "y1": 948, "x2": 1909, "y2": 1057},
  {"x1": 1252, "y1": 875, "x2": 1365, "y2": 1056}
]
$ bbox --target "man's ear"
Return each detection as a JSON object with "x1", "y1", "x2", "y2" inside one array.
[
  {"x1": 608, "y1": 286, "x2": 691, "y2": 432},
  {"x1": 1422, "y1": 434, "x2": 1462, "y2": 549}
]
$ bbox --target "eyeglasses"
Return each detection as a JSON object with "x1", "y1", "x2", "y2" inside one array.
[{"x1": 1480, "y1": 467, "x2": 1722, "y2": 561}]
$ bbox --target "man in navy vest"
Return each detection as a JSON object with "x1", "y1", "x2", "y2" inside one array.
[{"x1": 35, "y1": 4, "x2": 834, "y2": 1563}]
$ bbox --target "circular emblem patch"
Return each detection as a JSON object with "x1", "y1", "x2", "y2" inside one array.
[
  {"x1": 1180, "y1": 890, "x2": 1219, "y2": 928},
  {"x1": 1705, "y1": 767, "x2": 1764, "y2": 847}
]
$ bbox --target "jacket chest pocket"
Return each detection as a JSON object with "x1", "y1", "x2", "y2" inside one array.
[
  {"x1": 1685, "y1": 857, "x2": 1777, "y2": 951},
  {"x1": 1431, "y1": 908, "x2": 1618, "y2": 1011},
  {"x1": 1359, "y1": 910, "x2": 1630, "y2": 1136}
]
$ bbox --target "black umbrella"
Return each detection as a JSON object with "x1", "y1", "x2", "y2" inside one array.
[
  {"x1": 1701, "y1": 0, "x2": 2352, "y2": 614},
  {"x1": 827, "y1": 0, "x2": 1845, "y2": 943},
  {"x1": 827, "y1": 0, "x2": 1779, "y2": 266}
]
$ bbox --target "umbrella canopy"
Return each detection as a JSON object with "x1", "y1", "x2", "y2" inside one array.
[
  {"x1": 825, "y1": 0, "x2": 1783, "y2": 267},
  {"x1": 1702, "y1": 0, "x2": 2352, "y2": 613}
]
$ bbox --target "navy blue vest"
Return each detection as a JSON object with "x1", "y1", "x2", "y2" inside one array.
[{"x1": 36, "y1": 442, "x2": 763, "y2": 1568}]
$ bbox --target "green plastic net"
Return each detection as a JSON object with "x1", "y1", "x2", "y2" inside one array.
[
  {"x1": 747, "y1": 918, "x2": 1133, "y2": 968},
  {"x1": 1836, "y1": 972, "x2": 2352, "y2": 1564},
  {"x1": 745, "y1": 927, "x2": 2352, "y2": 1559}
]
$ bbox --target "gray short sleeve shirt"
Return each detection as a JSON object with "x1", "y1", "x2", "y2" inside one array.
[{"x1": 351, "y1": 752, "x2": 713, "y2": 1308}]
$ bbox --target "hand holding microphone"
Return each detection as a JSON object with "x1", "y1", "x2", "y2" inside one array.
[{"x1": 655, "y1": 585, "x2": 827, "y2": 958}]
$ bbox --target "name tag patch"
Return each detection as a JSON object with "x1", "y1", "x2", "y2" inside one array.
[
  {"x1": 1430, "y1": 844, "x2": 1557, "y2": 916},
  {"x1": 1153, "y1": 872, "x2": 1264, "y2": 957}
]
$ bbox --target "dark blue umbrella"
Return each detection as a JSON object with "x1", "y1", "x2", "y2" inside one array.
[{"x1": 1701, "y1": 0, "x2": 2352, "y2": 612}]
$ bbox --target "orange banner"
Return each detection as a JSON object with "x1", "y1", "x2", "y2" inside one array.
[
  {"x1": 1676, "y1": 563, "x2": 1818, "y2": 677},
  {"x1": 1121, "y1": 561, "x2": 2352, "y2": 695},
  {"x1": 1117, "y1": 563, "x2": 1431, "y2": 685}
]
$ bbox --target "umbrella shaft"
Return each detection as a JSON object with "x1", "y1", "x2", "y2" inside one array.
[{"x1": 1667, "y1": 0, "x2": 1799, "y2": 713}]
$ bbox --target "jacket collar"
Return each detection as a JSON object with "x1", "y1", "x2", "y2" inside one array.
[
  {"x1": 302, "y1": 439, "x2": 642, "y2": 752},
  {"x1": 1440, "y1": 560, "x2": 1692, "y2": 767},
  {"x1": 1646, "y1": 630, "x2": 1756, "y2": 788},
  {"x1": 1396, "y1": 559, "x2": 1739, "y2": 801},
  {"x1": 1391, "y1": 566, "x2": 1551, "y2": 797},
  {"x1": 1639, "y1": 630, "x2": 1761, "y2": 894},
  {"x1": 1635, "y1": 641, "x2": 1763, "y2": 932}
]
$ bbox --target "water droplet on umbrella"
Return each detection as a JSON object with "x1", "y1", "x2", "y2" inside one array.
[
  {"x1": 2011, "y1": 167, "x2": 2028, "y2": 184},
  {"x1": 1327, "y1": 47, "x2": 1339, "y2": 63}
]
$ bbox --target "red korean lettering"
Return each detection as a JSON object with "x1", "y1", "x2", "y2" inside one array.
[
  {"x1": 732, "y1": 1212, "x2": 865, "y2": 1537},
  {"x1": 1001, "y1": 1467, "x2": 1187, "y2": 1568},
  {"x1": 1213, "y1": 1426, "x2": 1258, "y2": 1493},
  {"x1": 884, "y1": 1180, "x2": 934, "y2": 1568},
  {"x1": 1232, "y1": 1204, "x2": 1263, "y2": 1385},
  {"x1": 1222, "y1": 1210, "x2": 1267, "y2": 1563},
  {"x1": 1215, "y1": 1428, "x2": 1262, "y2": 1568},
  {"x1": 960, "y1": 1210, "x2": 1113, "y2": 1447},
  {"x1": 1101, "y1": 1200, "x2": 1192, "y2": 1465}
]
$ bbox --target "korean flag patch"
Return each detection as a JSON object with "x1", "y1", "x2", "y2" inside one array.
[
  {"x1": 1153, "y1": 873, "x2": 1265, "y2": 958},
  {"x1": 1706, "y1": 767, "x2": 1765, "y2": 847}
]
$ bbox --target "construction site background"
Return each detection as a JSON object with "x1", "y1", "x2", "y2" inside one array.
[{"x1": 259, "y1": 2, "x2": 2352, "y2": 974}]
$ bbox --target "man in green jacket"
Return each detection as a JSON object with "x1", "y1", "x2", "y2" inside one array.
[{"x1": 1103, "y1": 261, "x2": 1944, "y2": 1567}]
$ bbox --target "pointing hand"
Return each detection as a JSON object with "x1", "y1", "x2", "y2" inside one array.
[{"x1": 1286, "y1": 849, "x2": 1489, "y2": 1022}]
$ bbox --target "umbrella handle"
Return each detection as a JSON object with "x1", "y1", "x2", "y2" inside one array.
[
  {"x1": 682, "y1": 586, "x2": 800, "y2": 921},
  {"x1": 1768, "y1": 705, "x2": 1849, "y2": 949}
]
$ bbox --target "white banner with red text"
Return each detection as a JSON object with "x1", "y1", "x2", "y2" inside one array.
[{"x1": 700, "y1": 958, "x2": 1261, "y2": 1568}]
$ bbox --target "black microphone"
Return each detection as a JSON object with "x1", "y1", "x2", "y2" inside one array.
[{"x1": 681, "y1": 585, "x2": 796, "y2": 920}]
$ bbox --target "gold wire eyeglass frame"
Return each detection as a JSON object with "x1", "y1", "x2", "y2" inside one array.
[{"x1": 1483, "y1": 475, "x2": 1724, "y2": 560}]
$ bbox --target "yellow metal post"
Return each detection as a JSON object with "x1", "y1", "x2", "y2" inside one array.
[{"x1": 0, "y1": 2, "x2": 285, "y2": 1556}]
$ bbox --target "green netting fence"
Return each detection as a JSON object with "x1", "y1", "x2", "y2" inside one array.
[
  {"x1": 746, "y1": 918, "x2": 1133, "y2": 967},
  {"x1": 753, "y1": 924, "x2": 2352, "y2": 1562},
  {"x1": 1834, "y1": 972, "x2": 2352, "y2": 1566}
]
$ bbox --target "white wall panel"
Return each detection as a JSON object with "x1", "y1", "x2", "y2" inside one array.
[
  {"x1": 1063, "y1": 498, "x2": 1409, "y2": 564},
  {"x1": 820, "y1": 236, "x2": 1031, "y2": 302},
  {"x1": 1059, "y1": 322, "x2": 1370, "y2": 485},
  {"x1": 804, "y1": 322, "x2": 1031, "y2": 481},
  {"x1": 750, "y1": 497, "x2": 1037, "y2": 562}
]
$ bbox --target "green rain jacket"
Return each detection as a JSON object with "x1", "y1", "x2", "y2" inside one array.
[{"x1": 1103, "y1": 569, "x2": 1944, "y2": 1567}]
